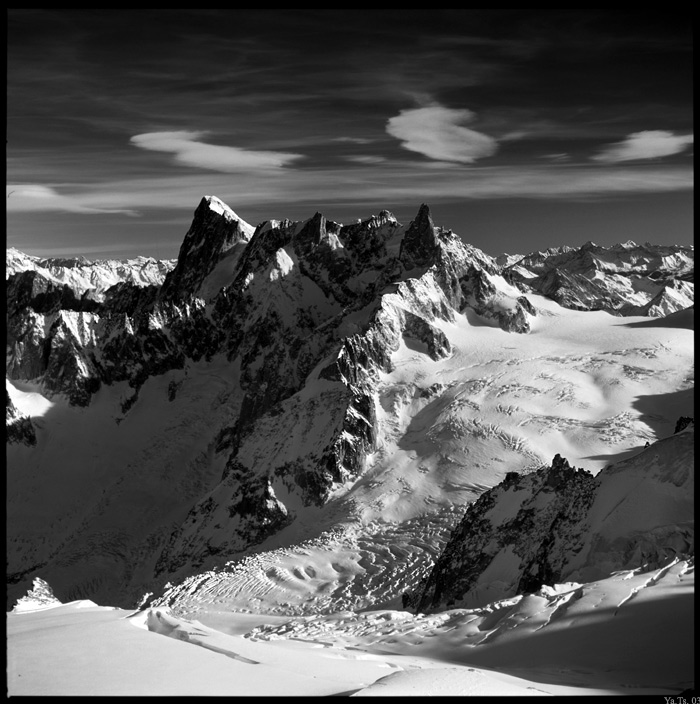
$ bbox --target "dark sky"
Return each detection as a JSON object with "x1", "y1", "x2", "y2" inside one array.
[{"x1": 7, "y1": 10, "x2": 693, "y2": 259}]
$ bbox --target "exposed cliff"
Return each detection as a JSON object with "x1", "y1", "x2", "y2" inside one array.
[{"x1": 413, "y1": 426, "x2": 694, "y2": 612}]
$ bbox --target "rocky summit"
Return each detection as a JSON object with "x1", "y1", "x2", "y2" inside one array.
[{"x1": 5, "y1": 197, "x2": 694, "y2": 612}]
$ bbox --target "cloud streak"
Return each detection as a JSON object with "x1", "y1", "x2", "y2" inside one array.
[
  {"x1": 593, "y1": 130, "x2": 694, "y2": 163},
  {"x1": 11, "y1": 163, "x2": 690, "y2": 220},
  {"x1": 6, "y1": 185, "x2": 138, "y2": 216},
  {"x1": 344, "y1": 155, "x2": 387, "y2": 164},
  {"x1": 386, "y1": 106, "x2": 498, "y2": 164},
  {"x1": 130, "y1": 131, "x2": 304, "y2": 172}
]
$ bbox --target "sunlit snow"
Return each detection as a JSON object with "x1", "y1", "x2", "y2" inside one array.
[
  {"x1": 7, "y1": 558, "x2": 693, "y2": 696},
  {"x1": 6, "y1": 378, "x2": 54, "y2": 418}
]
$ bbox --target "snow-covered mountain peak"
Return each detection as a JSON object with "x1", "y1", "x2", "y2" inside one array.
[
  {"x1": 202, "y1": 194, "x2": 246, "y2": 223},
  {"x1": 376, "y1": 208, "x2": 397, "y2": 223},
  {"x1": 6, "y1": 247, "x2": 40, "y2": 273},
  {"x1": 192, "y1": 195, "x2": 255, "y2": 237},
  {"x1": 5, "y1": 248, "x2": 176, "y2": 305},
  {"x1": 159, "y1": 197, "x2": 255, "y2": 301}
]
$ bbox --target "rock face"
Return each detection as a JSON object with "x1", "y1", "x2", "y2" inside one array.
[
  {"x1": 411, "y1": 455, "x2": 597, "y2": 611},
  {"x1": 413, "y1": 427, "x2": 694, "y2": 612},
  {"x1": 674, "y1": 416, "x2": 694, "y2": 434},
  {"x1": 159, "y1": 196, "x2": 254, "y2": 302},
  {"x1": 505, "y1": 240, "x2": 694, "y2": 316}
]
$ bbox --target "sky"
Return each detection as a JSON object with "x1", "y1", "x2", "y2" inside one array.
[{"x1": 7, "y1": 9, "x2": 694, "y2": 260}]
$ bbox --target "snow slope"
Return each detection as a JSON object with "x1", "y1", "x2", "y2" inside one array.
[
  {"x1": 6, "y1": 354, "x2": 245, "y2": 608},
  {"x1": 7, "y1": 557, "x2": 693, "y2": 696}
]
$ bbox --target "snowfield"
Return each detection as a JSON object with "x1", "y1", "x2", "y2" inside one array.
[{"x1": 7, "y1": 557, "x2": 693, "y2": 696}]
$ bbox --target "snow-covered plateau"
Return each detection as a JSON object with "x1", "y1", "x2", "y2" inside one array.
[{"x1": 6, "y1": 197, "x2": 694, "y2": 696}]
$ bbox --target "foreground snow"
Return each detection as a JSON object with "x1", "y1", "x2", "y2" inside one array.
[{"x1": 7, "y1": 558, "x2": 693, "y2": 696}]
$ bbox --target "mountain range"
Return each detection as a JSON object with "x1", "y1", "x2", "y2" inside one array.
[{"x1": 6, "y1": 196, "x2": 694, "y2": 693}]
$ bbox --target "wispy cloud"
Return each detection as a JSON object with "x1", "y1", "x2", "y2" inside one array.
[
  {"x1": 130, "y1": 131, "x2": 304, "y2": 171},
  {"x1": 18, "y1": 163, "x2": 689, "y2": 217},
  {"x1": 344, "y1": 155, "x2": 387, "y2": 164},
  {"x1": 593, "y1": 130, "x2": 694, "y2": 163},
  {"x1": 540, "y1": 153, "x2": 571, "y2": 163},
  {"x1": 333, "y1": 137, "x2": 375, "y2": 145},
  {"x1": 386, "y1": 105, "x2": 498, "y2": 164},
  {"x1": 6, "y1": 185, "x2": 138, "y2": 216},
  {"x1": 7, "y1": 162, "x2": 693, "y2": 260}
]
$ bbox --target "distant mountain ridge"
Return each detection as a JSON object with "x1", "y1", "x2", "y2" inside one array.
[
  {"x1": 6, "y1": 246, "x2": 176, "y2": 297},
  {"x1": 503, "y1": 239, "x2": 693, "y2": 316}
]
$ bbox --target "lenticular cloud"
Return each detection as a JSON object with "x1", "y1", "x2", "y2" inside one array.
[
  {"x1": 5, "y1": 184, "x2": 138, "y2": 216},
  {"x1": 593, "y1": 130, "x2": 694, "y2": 163},
  {"x1": 386, "y1": 106, "x2": 498, "y2": 164},
  {"x1": 130, "y1": 131, "x2": 303, "y2": 172}
]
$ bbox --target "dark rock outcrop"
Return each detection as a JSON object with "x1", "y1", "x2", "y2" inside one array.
[
  {"x1": 674, "y1": 416, "x2": 694, "y2": 434},
  {"x1": 412, "y1": 428, "x2": 694, "y2": 613},
  {"x1": 415, "y1": 455, "x2": 597, "y2": 612},
  {"x1": 399, "y1": 203, "x2": 440, "y2": 269}
]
